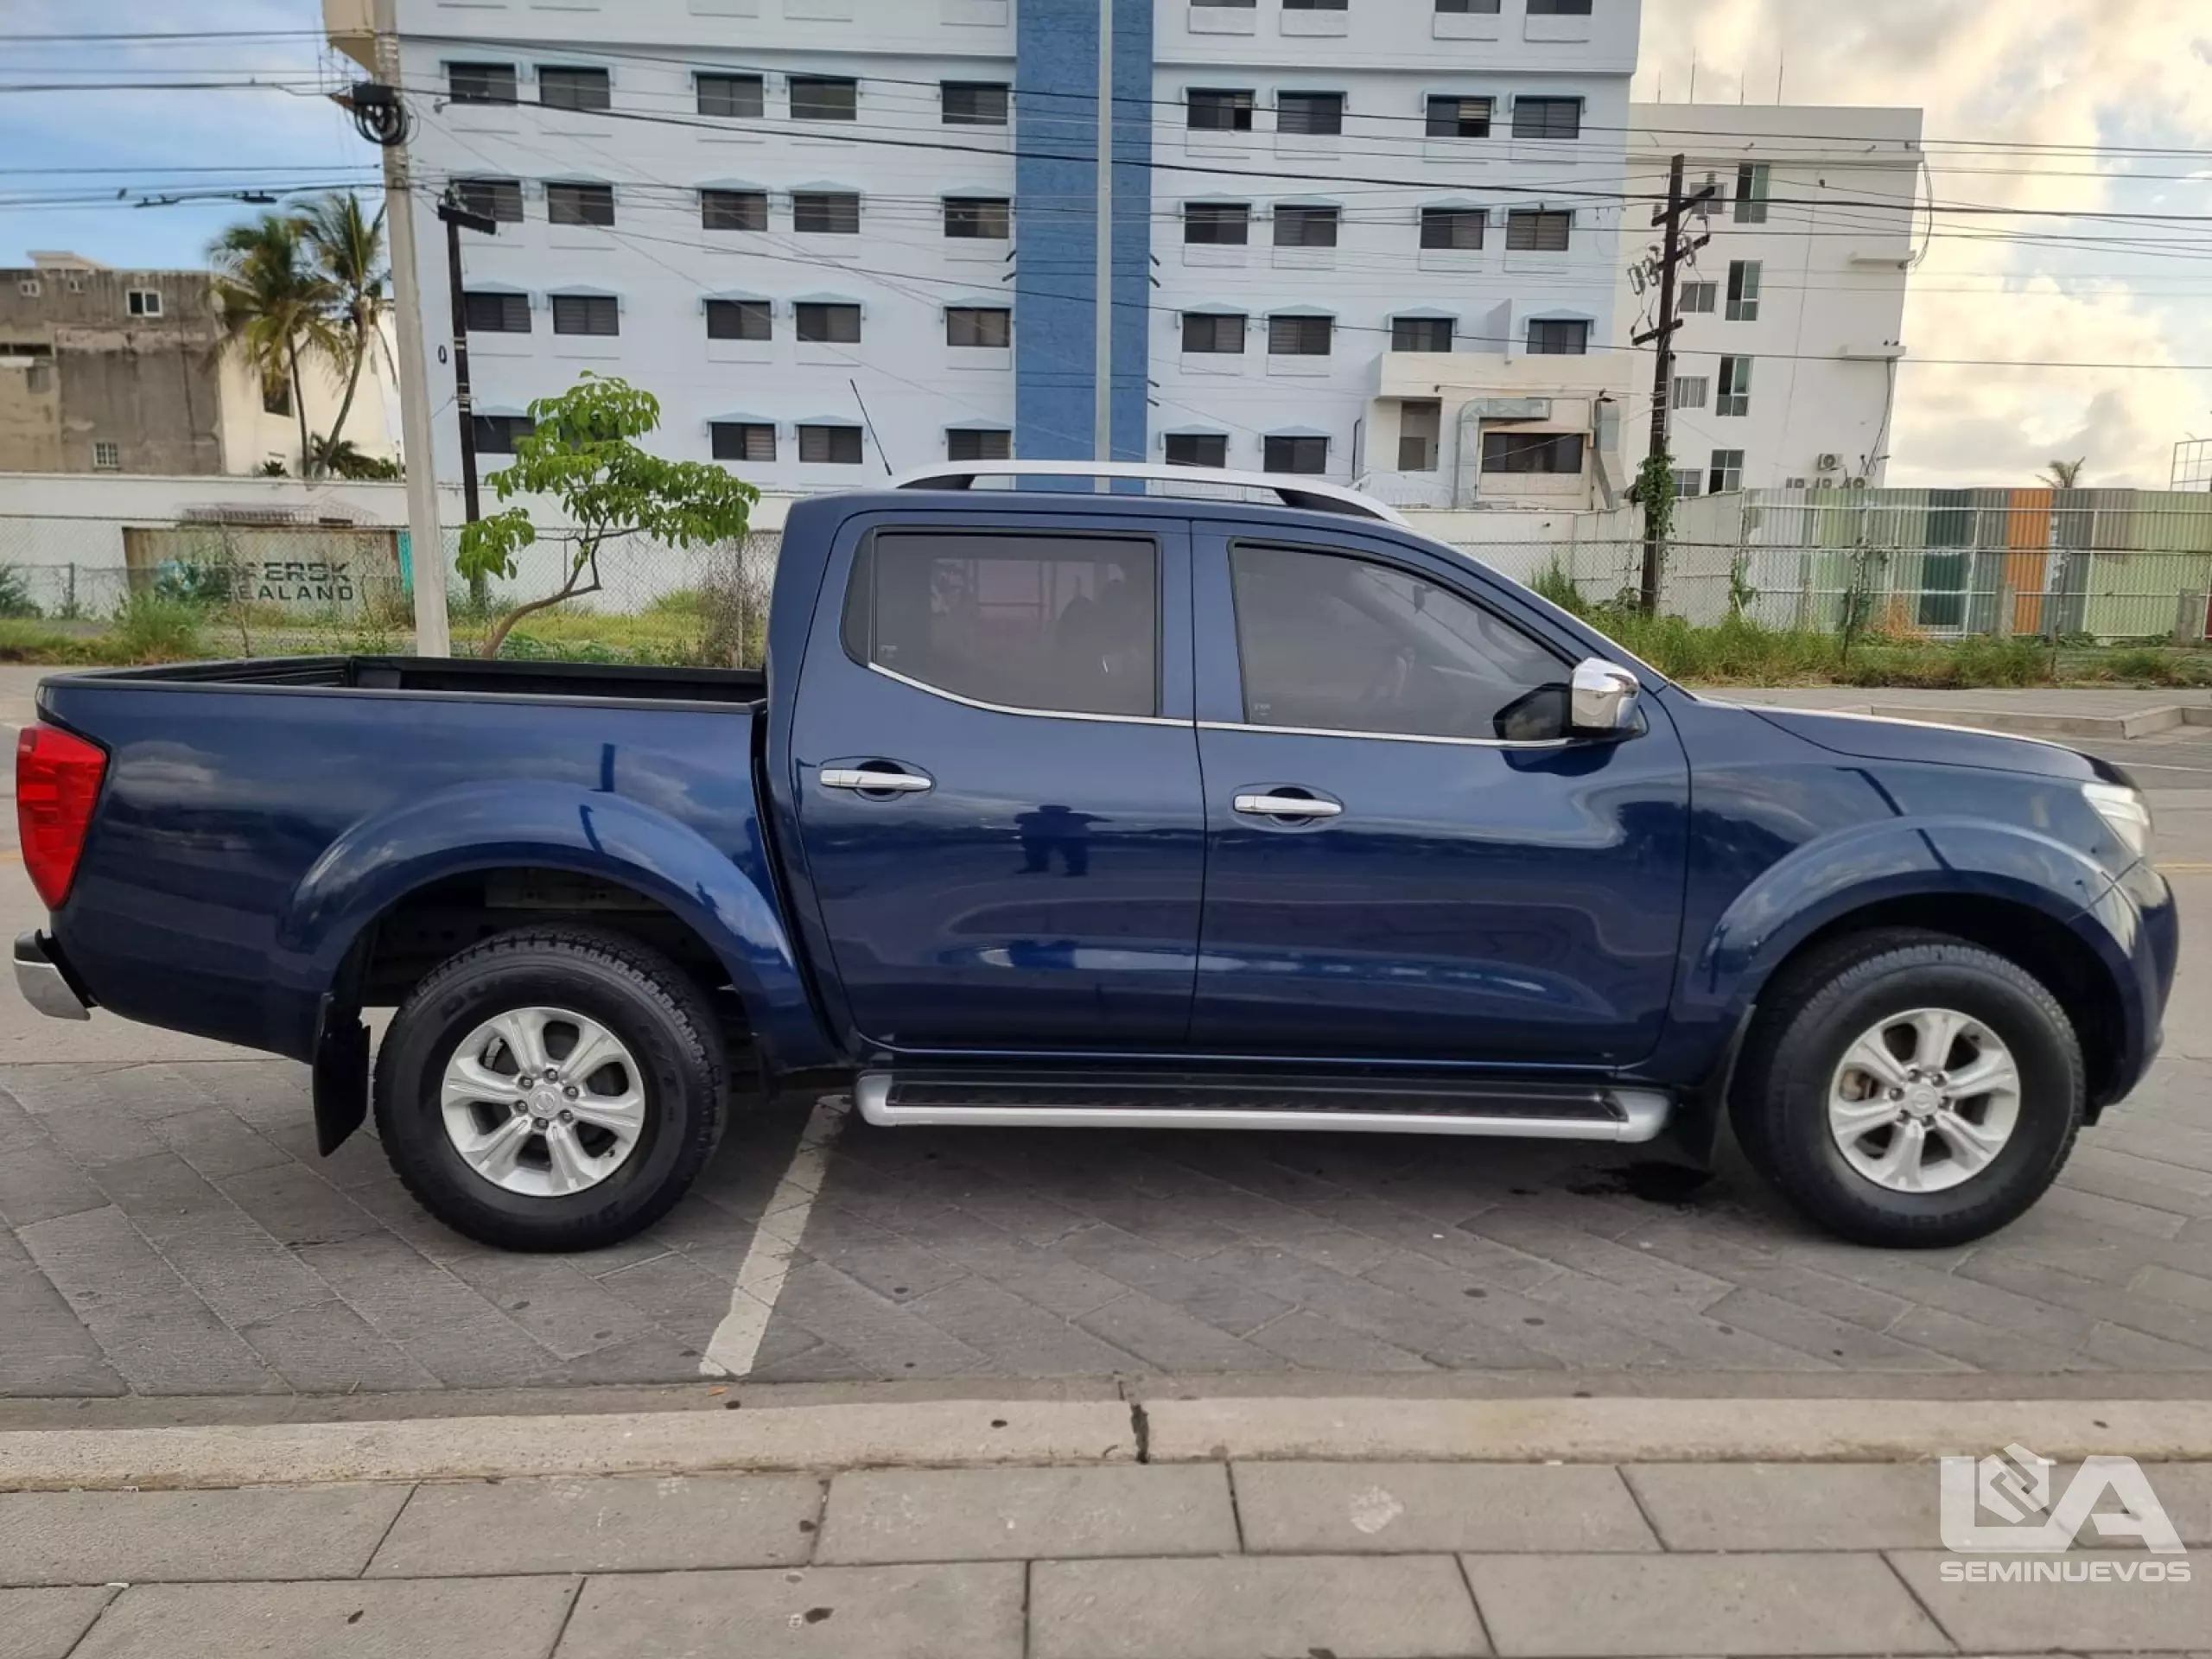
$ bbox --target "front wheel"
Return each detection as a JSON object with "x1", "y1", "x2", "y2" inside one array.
[
  {"x1": 373, "y1": 927, "x2": 728, "y2": 1251},
  {"x1": 1730, "y1": 930, "x2": 2085, "y2": 1248}
]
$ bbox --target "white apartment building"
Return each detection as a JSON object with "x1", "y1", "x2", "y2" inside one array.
[
  {"x1": 325, "y1": 0, "x2": 1643, "y2": 508},
  {"x1": 1621, "y1": 102, "x2": 1920, "y2": 499}
]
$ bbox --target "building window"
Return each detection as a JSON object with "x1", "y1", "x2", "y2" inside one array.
[
  {"x1": 696, "y1": 73, "x2": 764, "y2": 118},
  {"x1": 796, "y1": 302, "x2": 862, "y2": 343},
  {"x1": 1192, "y1": 0, "x2": 1256, "y2": 6},
  {"x1": 1276, "y1": 92, "x2": 1344, "y2": 135},
  {"x1": 705, "y1": 299, "x2": 772, "y2": 340},
  {"x1": 1672, "y1": 374, "x2": 1708, "y2": 410},
  {"x1": 942, "y1": 81, "x2": 1009, "y2": 125},
  {"x1": 1726, "y1": 259, "x2": 1763, "y2": 321},
  {"x1": 1398, "y1": 400, "x2": 1442, "y2": 472},
  {"x1": 464, "y1": 291, "x2": 531, "y2": 334},
  {"x1": 1267, "y1": 315, "x2": 1332, "y2": 356},
  {"x1": 790, "y1": 75, "x2": 858, "y2": 121},
  {"x1": 1184, "y1": 202, "x2": 1250, "y2": 245},
  {"x1": 1527, "y1": 318, "x2": 1589, "y2": 355},
  {"x1": 453, "y1": 177, "x2": 524, "y2": 223},
  {"x1": 1673, "y1": 468, "x2": 1703, "y2": 499},
  {"x1": 947, "y1": 428, "x2": 1012, "y2": 461},
  {"x1": 474, "y1": 415, "x2": 534, "y2": 454},
  {"x1": 793, "y1": 192, "x2": 861, "y2": 234},
  {"x1": 798, "y1": 424, "x2": 864, "y2": 465},
  {"x1": 1718, "y1": 356, "x2": 1753, "y2": 416},
  {"x1": 1391, "y1": 315, "x2": 1454, "y2": 353},
  {"x1": 1425, "y1": 95, "x2": 1492, "y2": 137},
  {"x1": 1709, "y1": 448, "x2": 1745, "y2": 493},
  {"x1": 1482, "y1": 433, "x2": 1585, "y2": 474},
  {"x1": 1282, "y1": 0, "x2": 1347, "y2": 8},
  {"x1": 1187, "y1": 88, "x2": 1255, "y2": 130},
  {"x1": 1419, "y1": 207, "x2": 1485, "y2": 250},
  {"x1": 551, "y1": 295, "x2": 619, "y2": 336},
  {"x1": 1734, "y1": 162, "x2": 1770, "y2": 225},
  {"x1": 92, "y1": 441, "x2": 121, "y2": 470},
  {"x1": 538, "y1": 67, "x2": 610, "y2": 111},
  {"x1": 448, "y1": 62, "x2": 518, "y2": 105},
  {"x1": 1677, "y1": 280, "x2": 1717, "y2": 315},
  {"x1": 545, "y1": 182, "x2": 615, "y2": 226},
  {"x1": 1263, "y1": 435, "x2": 1329, "y2": 474},
  {"x1": 944, "y1": 198, "x2": 1011, "y2": 238},
  {"x1": 711, "y1": 423, "x2": 776, "y2": 462},
  {"x1": 702, "y1": 189, "x2": 768, "y2": 231},
  {"x1": 1511, "y1": 96, "x2": 1582, "y2": 140},
  {"x1": 1181, "y1": 312, "x2": 1246, "y2": 353},
  {"x1": 125, "y1": 289, "x2": 162, "y2": 318},
  {"x1": 261, "y1": 373, "x2": 292, "y2": 416},
  {"x1": 1274, "y1": 205, "x2": 1338, "y2": 248},
  {"x1": 1505, "y1": 209, "x2": 1573, "y2": 251},
  {"x1": 946, "y1": 307, "x2": 1011, "y2": 348},
  {"x1": 1435, "y1": 0, "x2": 1502, "y2": 10},
  {"x1": 1166, "y1": 433, "x2": 1229, "y2": 467},
  {"x1": 1528, "y1": 0, "x2": 1593, "y2": 11}
]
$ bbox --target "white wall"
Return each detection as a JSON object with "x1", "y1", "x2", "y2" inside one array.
[
  {"x1": 214, "y1": 317, "x2": 403, "y2": 477},
  {"x1": 1622, "y1": 104, "x2": 1920, "y2": 497}
]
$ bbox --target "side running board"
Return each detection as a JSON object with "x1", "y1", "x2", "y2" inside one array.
[{"x1": 855, "y1": 1071, "x2": 1671, "y2": 1144}]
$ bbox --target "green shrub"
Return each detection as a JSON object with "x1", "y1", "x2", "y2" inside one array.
[
  {"x1": 0, "y1": 564, "x2": 41, "y2": 620},
  {"x1": 1528, "y1": 559, "x2": 1590, "y2": 619},
  {"x1": 108, "y1": 594, "x2": 207, "y2": 663}
]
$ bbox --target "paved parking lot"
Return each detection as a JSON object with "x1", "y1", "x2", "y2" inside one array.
[{"x1": 3, "y1": 719, "x2": 2211, "y2": 1400}]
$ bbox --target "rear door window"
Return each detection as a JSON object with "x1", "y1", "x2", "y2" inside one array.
[
  {"x1": 844, "y1": 533, "x2": 1159, "y2": 718},
  {"x1": 1228, "y1": 542, "x2": 1568, "y2": 741}
]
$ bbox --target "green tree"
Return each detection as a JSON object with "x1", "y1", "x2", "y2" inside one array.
[
  {"x1": 460, "y1": 375, "x2": 760, "y2": 659},
  {"x1": 296, "y1": 191, "x2": 391, "y2": 479},
  {"x1": 2039, "y1": 457, "x2": 2087, "y2": 491},
  {"x1": 209, "y1": 213, "x2": 343, "y2": 479}
]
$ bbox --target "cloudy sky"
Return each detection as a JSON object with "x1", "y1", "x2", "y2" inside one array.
[{"x1": 5, "y1": 0, "x2": 2210, "y2": 488}]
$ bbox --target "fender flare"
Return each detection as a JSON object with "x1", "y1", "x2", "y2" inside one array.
[{"x1": 276, "y1": 779, "x2": 835, "y2": 1075}]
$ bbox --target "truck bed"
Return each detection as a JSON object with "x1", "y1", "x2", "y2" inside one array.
[{"x1": 57, "y1": 655, "x2": 767, "y2": 706}]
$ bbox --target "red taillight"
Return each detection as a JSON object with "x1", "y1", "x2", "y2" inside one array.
[{"x1": 16, "y1": 725, "x2": 106, "y2": 910}]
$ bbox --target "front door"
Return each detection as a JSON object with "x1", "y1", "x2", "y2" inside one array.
[
  {"x1": 1189, "y1": 528, "x2": 1690, "y2": 1065},
  {"x1": 790, "y1": 519, "x2": 1203, "y2": 1052}
]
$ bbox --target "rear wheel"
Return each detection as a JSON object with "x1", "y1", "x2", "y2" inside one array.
[
  {"x1": 1730, "y1": 930, "x2": 2084, "y2": 1248},
  {"x1": 373, "y1": 927, "x2": 727, "y2": 1251}
]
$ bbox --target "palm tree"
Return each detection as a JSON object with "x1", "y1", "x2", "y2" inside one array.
[
  {"x1": 2040, "y1": 457, "x2": 2087, "y2": 491},
  {"x1": 209, "y1": 213, "x2": 343, "y2": 478},
  {"x1": 297, "y1": 191, "x2": 390, "y2": 478}
]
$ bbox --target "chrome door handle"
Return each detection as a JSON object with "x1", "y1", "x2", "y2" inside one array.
[
  {"x1": 1235, "y1": 792, "x2": 1343, "y2": 819},
  {"x1": 821, "y1": 766, "x2": 933, "y2": 793}
]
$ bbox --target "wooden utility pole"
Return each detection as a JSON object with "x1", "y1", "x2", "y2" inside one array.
[
  {"x1": 1633, "y1": 154, "x2": 1718, "y2": 614},
  {"x1": 435, "y1": 193, "x2": 499, "y2": 526}
]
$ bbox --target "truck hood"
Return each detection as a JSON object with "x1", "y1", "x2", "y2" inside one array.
[{"x1": 1732, "y1": 702, "x2": 2134, "y2": 787}]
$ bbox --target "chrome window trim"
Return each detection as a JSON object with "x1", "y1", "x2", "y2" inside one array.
[
  {"x1": 1198, "y1": 718, "x2": 1574, "y2": 750},
  {"x1": 868, "y1": 662, "x2": 1189, "y2": 728}
]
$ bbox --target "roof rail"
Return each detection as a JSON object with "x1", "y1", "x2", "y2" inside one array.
[{"x1": 884, "y1": 461, "x2": 1413, "y2": 527}]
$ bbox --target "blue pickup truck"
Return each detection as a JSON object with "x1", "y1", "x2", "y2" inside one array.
[{"x1": 13, "y1": 465, "x2": 2177, "y2": 1253}]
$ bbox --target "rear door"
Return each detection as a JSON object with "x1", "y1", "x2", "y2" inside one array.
[
  {"x1": 1189, "y1": 524, "x2": 1691, "y2": 1065},
  {"x1": 789, "y1": 516, "x2": 1204, "y2": 1052}
]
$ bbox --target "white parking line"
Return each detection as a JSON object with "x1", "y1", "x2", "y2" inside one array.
[{"x1": 698, "y1": 1094, "x2": 851, "y2": 1378}]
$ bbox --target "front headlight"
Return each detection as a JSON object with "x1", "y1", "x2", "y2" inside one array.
[{"x1": 2083, "y1": 781, "x2": 2154, "y2": 863}]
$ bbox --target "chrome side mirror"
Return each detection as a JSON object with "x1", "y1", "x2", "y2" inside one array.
[{"x1": 1569, "y1": 658, "x2": 1642, "y2": 736}]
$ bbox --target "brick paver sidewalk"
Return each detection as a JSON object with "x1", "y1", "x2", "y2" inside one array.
[{"x1": 5, "y1": 1457, "x2": 2209, "y2": 1657}]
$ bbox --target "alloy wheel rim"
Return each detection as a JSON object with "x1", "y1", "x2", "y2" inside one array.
[
  {"x1": 1827, "y1": 1007, "x2": 2024, "y2": 1195},
  {"x1": 439, "y1": 1006, "x2": 647, "y2": 1198}
]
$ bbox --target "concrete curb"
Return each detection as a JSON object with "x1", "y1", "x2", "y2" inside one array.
[
  {"x1": 1866, "y1": 704, "x2": 2188, "y2": 741},
  {"x1": 6, "y1": 1396, "x2": 2212, "y2": 1491}
]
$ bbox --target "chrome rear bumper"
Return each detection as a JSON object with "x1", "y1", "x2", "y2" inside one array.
[{"x1": 15, "y1": 931, "x2": 89, "y2": 1021}]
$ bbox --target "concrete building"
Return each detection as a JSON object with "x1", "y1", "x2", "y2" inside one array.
[
  {"x1": 327, "y1": 0, "x2": 1642, "y2": 510},
  {"x1": 1621, "y1": 103, "x2": 1920, "y2": 498},
  {"x1": 0, "y1": 251, "x2": 400, "y2": 479}
]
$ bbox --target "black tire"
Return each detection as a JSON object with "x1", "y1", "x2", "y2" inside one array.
[
  {"x1": 373, "y1": 926, "x2": 728, "y2": 1251},
  {"x1": 1729, "y1": 929, "x2": 2085, "y2": 1249}
]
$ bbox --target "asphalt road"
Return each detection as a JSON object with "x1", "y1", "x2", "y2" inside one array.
[{"x1": 2, "y1": 717, "x2": 2210, "y2": 1399}]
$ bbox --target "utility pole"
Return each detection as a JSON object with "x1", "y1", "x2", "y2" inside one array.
[
  {"x1": 434, "y1": 193, "x2": 498, "y2": 525},
  {"x1": 1632, "y1": 153, "x2": 1718, "y2": 614},
  {"x1": 372, "y1": 0, "x2": 451, "y2": 656},
  {"x1": 1093, "y1": 0, "x2": 1114, "y2": 477}
]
